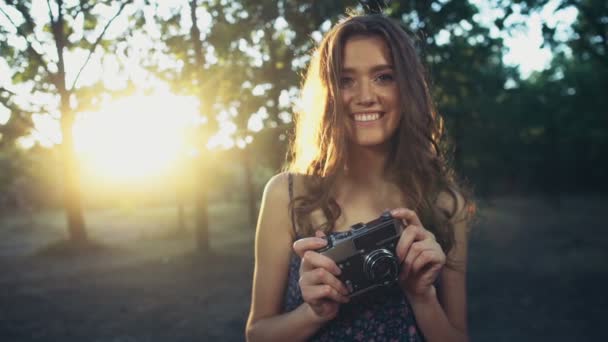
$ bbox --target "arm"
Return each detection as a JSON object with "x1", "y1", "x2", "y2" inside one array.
[
  {"x1": 392, "y1": 191, "x2": 470, "y2": 342},
  {"x1": 245, "y1": 173, "x2": 346, "y2": 342},
  {"x1": 407, "y1": 217, "x2": 468, "y2": 342}
]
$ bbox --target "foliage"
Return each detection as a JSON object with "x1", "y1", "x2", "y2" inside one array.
[{"x1": 1, "y1": 0, "x2": 607, "y2": 208}]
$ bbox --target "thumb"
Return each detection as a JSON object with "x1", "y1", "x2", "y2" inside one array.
[{"x1": 315, "y1": 230, "x2": 326, "y2": 238}]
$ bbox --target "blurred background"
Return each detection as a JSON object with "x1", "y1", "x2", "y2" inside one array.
[{"x1": 0, "y1": 0, "x2": 606, "y2": 341}]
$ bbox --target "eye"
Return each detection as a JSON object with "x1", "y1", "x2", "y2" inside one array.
[
  {"x1": 375, "y1": 73, "x2": 395, "y2": 84},
  {"x1": 339, "y1": 76, "x2": 354, "y2": 89}
]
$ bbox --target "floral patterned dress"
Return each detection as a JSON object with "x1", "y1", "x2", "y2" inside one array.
[{"x1": 282, "y1": 253, "x2": 424, "y2": 341}]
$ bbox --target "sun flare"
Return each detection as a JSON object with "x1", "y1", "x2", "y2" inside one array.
[{"x1": 73, "y1": 91, "x2": 200, "y2": 183}]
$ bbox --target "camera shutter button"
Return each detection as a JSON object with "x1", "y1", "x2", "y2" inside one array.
[
  {"x1": 352, "y1": 223, "x2": 365, "y2": 230},
  {"x1": 381, "y1": 211, "x2": 392, "y2": 220},
  {"x1": 345, "y1": 280, "x2": 354, "y2": 294}
]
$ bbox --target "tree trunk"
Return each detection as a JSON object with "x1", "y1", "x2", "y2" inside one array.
[
  {"x1": 189, "y1": 0, "x2": 211, "y2": 254},
  {"x1": 242, "y1": 148, "x2": 257, "y2": 229},
  {"x1": 60, "y1": 105, "x2": 87, "y2": 243},
  {"x1": 194, "y1": 158, "x2": 210, "y2": 253},
  {"x1": 53, "y1": 0, "x2": 87, "y2": 243},
  {"x1": 545, "y1": 108, "x2": 562, "y2": 209}
]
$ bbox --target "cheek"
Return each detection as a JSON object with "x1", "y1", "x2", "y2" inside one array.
[
  {"x1": 388, "y1": 88, "x2": 400, "y2": 107},
  {"x1": 341, "y1": 90, "x2": 353, "y2": 106},
  {"x1": 378, "y1": 87, "x2": 399, "y2": 107},
  {"x1": 386, "y1": 91, "x2": 402, "y2": 128}
]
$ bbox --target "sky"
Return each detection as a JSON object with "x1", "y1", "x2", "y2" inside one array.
[{"x1": 472, "y1": 0, "x2": 578, "y2": 77}]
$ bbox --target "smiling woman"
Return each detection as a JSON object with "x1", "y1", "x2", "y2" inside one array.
[{"x1": 73, "y1": 91, "x2": 200, "y2": 183}]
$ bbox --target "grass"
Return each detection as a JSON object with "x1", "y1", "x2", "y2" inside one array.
[{"x1": 0, "y1": 196, "x2": 606, "y2": 341}]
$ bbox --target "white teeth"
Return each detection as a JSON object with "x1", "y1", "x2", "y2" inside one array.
[{"x1": 353, "y1": 113, "x2": 381, "y2": 122}]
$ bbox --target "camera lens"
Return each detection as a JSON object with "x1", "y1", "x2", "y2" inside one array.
[{"x1": 364, "y1": 249, "x2": 398, "y2": 285}]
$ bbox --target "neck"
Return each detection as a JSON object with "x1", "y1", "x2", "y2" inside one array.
[{"x1": 341, "y1": 142, "x2": 391, "y2": 188}]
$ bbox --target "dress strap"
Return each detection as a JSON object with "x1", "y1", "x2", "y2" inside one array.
[{"x1": 288, "y1": 173, "x2": 297, "y2": 236}]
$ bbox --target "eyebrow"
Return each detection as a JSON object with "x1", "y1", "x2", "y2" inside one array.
[{"x1": 342, "y1": 64, "x2": 394, "y2": 74}]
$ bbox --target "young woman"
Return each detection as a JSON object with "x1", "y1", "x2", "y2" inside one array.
[{"x1": 246, "y1": 14, "x2": 473, "y2": 342}]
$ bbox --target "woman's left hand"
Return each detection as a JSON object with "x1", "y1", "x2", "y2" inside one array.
[{"x1": 390, "y1": 208, "x2": 446, "y2": 301}]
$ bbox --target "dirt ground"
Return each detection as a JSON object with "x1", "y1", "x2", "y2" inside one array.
[{"x1": 0, "y1": 197, "x2": 607, "y2": 341}]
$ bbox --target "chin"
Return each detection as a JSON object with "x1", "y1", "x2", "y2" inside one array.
[{"x1": 349, "y1": 135, "x2": 391, "y2": 147}]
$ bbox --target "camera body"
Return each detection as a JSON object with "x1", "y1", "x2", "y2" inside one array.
[{"x1": 316, "y1": 211, "x2": 403, "y2": 297}]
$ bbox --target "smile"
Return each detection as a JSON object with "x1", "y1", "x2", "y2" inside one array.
[{"x1": 352, "y1": 112, "x2": 384, "y2": 122}]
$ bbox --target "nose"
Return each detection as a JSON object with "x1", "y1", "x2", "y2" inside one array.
[{"x1": 355, "y1": 79, "x2": 376, "y2": 106}]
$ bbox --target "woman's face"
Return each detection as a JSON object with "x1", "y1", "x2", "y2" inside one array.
[{"x1": 339, "y1": 35, "x2": 401, "y2": 147}]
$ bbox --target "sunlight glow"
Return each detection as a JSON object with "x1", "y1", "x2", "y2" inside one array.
[
  {"x1": 74, "y1": 90, "x2": 200, "y2": 182},
  {"x1": 32, "y1": 114, "x2": 62, "y2": 147},
  {"x1": 207, "y1": 117, "x2": 237, "y2": 150},
  {"x1": 0, "y1": 103, "x2": 10, "y2": 125}
]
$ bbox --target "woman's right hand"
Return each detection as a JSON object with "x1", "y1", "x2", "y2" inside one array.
[{"x1": 293, "y1": 231, "x2": 350, "y2": 323}]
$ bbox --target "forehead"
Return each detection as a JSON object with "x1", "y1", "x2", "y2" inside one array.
[{"x1": 341, "y1": 35, "x2": 392, "y2": 70}]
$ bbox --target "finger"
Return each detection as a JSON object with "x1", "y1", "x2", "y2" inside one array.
[
  {"x1": 300, "y1": 250, "x2": 342, "y2": 276},
  {"x1": 410, "y1": 249, "x2": 444, "y2": 275},
  {"x1": 315, "y1": 230, "x2": 326, "y2": 238},
  {"x1": 403, "y1": 239, "x2": 440, "y2": 277},
  {"x1": 402, "y1": 240, "x2": 425, "y2": 278},
  {"x1": 406, "y1": 241, "x2": 444, "y2": 276},
  {"x1": 301, "y1": 283, "x2": 348, "y2": 304},
  {"x1": 302, "y1": 284, "x2": 350, "y2": 304},
  {"x1": 300, "y1": 267, "x2": 349, "y2": 295},
  {"x1": 293, "y1": 237, "x2": 328, "y2": 258},
  {"x1": 316, "y1": 300, "x2": 339, "y2": 317},
  {"x1": 395, "y1": 225, "x2": 427, "y2": 261},
  {"x1": 309, "y1": 300, "x2": 336, "y2": 318},
  {"x1": 396, "y1": 226, "x2": 415, "y2": 263},
  {"x1": 390, "y1": 208, "x2": 423, "y2": 227}
]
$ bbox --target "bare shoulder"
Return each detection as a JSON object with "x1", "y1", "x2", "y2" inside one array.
[
  {"x1": 258, "y1": 172, "x2": 295, "y2": 239},
  {"x1": 262, "y1": 172, "x2": 290, "y2": 203},
  {"x1": 262, "y1": 172, "x2": 313, "y2": 236},
  {"x1": 263, "y1": 171, "x2": 310, "y2": 194}
]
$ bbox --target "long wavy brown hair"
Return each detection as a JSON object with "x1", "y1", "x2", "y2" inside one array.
[{"x1": 285, "y1": 14, "x2": 473, "y2": 260}]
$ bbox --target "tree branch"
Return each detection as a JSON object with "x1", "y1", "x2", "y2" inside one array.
[
  {"x1": 73, "y1": 0, "x2": 96, "y2": 20},
  {"x1": 46, "y1": 0, "x2": 55, "y2": 23},
  {"x1": 0, "y1": 90, "x2": 48, "y2": 116},
  {"x1": 70, "y1": 0, "x2": 133, "y2": 90},
  {"x1": 0, "y1": 4, "x2": 53, "y2": 76},
  {"x1": 14, "y1": 2, "x2": 48, "y2": 57},
  {"x1": 0, "y1": 86, "x2": 17, "y2": 97}
]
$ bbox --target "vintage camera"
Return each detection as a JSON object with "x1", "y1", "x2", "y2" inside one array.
[{"x1": 316, "y1": 211, "x2": 403, "y2": 297}]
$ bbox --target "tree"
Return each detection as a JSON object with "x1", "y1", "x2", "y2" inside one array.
[
  {"x1": 144, "y1": 0, "x2": 227, "y2": 253},
  {"x1": 0, "y1": 0, "x2": 134, "y2": 243}
]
